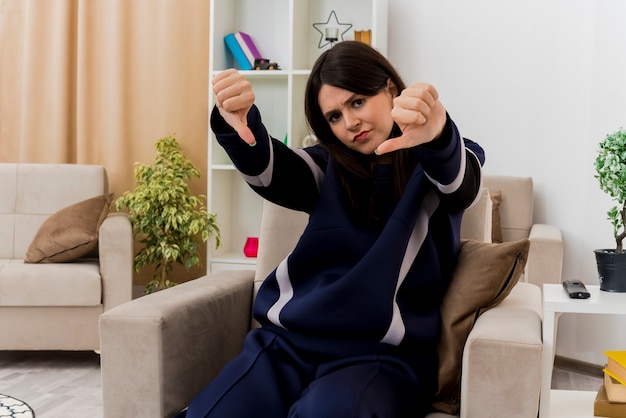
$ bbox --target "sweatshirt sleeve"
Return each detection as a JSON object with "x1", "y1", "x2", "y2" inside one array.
[
  {"x1": 414, "y1": 114, "x2": 485, "y2": 211},
  {"x1": 210, "y1": 105, "x2": 326, "y2": 213}
]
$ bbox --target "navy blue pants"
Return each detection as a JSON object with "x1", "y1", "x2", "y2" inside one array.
[{"x1": 185, "y1": 328, "x2": 434, "y2": 418}]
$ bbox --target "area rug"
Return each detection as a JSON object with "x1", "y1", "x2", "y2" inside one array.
[{"x1": 0, "y1": 394, "x2": 35, "y2": 417}]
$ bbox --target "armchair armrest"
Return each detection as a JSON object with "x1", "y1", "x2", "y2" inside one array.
[
  {"x1": 460, "y1": 282, "x2": 542, "y2": 418},
  {"x1": 526, "y1": 223, "x2": 563, "y2": 287},
  {"x1": 99, "y1": 213, "x2": 134, "y2": 311},
  {"x1": 100, "y1": 270, "x2": 255, "y2": 418}
]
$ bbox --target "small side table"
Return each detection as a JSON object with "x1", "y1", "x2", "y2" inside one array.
[{"x1": 540, "y1": 284, "x2": 626, "y2": 418}]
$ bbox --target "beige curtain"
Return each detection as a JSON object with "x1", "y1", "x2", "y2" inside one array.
[{"x1": 0, "y1": 0, "x2": 210, "y2": 285}]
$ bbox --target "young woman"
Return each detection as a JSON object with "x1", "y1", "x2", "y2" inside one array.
[{"x1": 186, "y1": 41, "x2": 485, "y2": 418}]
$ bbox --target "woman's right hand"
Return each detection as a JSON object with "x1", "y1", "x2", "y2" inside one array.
[{"x1": 212, "y1": 69, "x2": 256, "y2": 145}]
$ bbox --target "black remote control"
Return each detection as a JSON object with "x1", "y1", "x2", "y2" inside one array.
[{"x1": 562, "y1": 280, "x2": 591, "y2": 299}]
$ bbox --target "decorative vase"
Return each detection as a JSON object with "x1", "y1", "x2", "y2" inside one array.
[
  {"x1": 243, "y1": 237, "x2": 259, "y2": 258},
  {"x1": 594, "y1": 249, "x2": 626, "y2": 292}
]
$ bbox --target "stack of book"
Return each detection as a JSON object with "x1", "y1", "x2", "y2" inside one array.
[
  {"x1": 224, "y1": 31, "x2": 262, "y2": 70},
  {"x1": 594, "y1": 350, "x2": 626, "y2": 417}
]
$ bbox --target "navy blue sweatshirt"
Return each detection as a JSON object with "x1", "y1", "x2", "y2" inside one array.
[{"x1": 211, "y1": 105, "x2": 485, "y2": 357}]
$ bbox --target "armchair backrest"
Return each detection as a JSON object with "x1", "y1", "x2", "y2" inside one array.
[
  {"x1": 254, "y1": 200, "x2": 308, "y2": 291},
  {"x1": 253, "y1": 175, "x2": 505, "y2": 286},
  {"x1": 483, "y1": 175, "x2": 534, "y2": 243},
  {"x1": 253, "y1": 176, "x2": 536, "y2": 294}
]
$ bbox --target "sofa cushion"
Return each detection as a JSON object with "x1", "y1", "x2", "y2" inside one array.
[
  {"x1": 0, "y1": 216, "x2": 15, "y2": 259},
  {"x1": 432, "y1": 238, "x2": 530, "y2": 415},
  {"x1": 14, "y1": 163, "x2": 108, "y2": 214},
  {"x1": 490, "y1": 190, "x2": 503, "y2": 243},
  {"x1": 0, "y1": 260, "x2": 102, "y2": 306},
  {"x1": 24, "y1": 194, "x2": 112, "y2": 263}
]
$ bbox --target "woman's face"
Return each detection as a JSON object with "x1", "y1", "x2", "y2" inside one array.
[{"x1": 318, "y1": 82, "x2": 395, "y2": 155}]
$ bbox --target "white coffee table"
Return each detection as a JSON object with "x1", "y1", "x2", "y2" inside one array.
[{"x1": 541, "y1": 284, "x2": 626, "y2": 418}]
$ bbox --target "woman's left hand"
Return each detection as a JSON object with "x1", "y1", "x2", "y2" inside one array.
[{"x1": 375, "y1": 83, "x2": 447, "y2": 155}]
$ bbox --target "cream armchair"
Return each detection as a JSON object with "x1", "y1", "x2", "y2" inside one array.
[
  {"x1": 100, "y1": 175, "x2": 560, "y2": 418},
  {"x1": 484, "y1": 175, "x2": 563, "y2": 287}
]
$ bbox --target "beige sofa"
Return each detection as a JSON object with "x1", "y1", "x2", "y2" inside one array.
[
  {"x1": 0, "y1": 163, "x2": 133, "y2": 350},
  {"x1": 100, "y1": 175, "x2": 562, "y2": 418}
]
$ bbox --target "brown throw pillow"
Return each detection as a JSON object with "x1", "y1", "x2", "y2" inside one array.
[
  {"x1": 25, "y1": 194, "x2": 112, "y2": 263},
  {"x1": 432, "y1": 238, "x2": 530, "y2": 415},
  {"x1": 490, "y1": 190, "x2": 503, "y2": 243}
]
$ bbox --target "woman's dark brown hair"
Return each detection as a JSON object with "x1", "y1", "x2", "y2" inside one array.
[{"x1": 304, "y1": 41, "x2": 415, "y2": 227}]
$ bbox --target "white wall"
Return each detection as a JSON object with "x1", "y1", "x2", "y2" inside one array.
[{"x1": 387, "y1": 0, "x2": 626, "y2": 364}]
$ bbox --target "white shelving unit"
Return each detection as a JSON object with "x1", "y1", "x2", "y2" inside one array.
[{"x1": 208, "y1": 0, "x2": 388, "y2": 272}]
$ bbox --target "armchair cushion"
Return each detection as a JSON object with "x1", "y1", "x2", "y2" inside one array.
[
  {"x1": 433, "y1": 238, "x2": 530, "y2": 415},
  {"x1": 490, "y1": 190, "x2": 503, "y2": 243},
  {"x1": 25, "y1": 193, "x2": 112, "y2": 263}
]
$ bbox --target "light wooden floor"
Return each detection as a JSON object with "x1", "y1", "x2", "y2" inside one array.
[
  {"x1": 0, "y1": 350, "x2": 605, "y2": 418},
  {"x1": 0, "y1": 351, "x2": 102, "y2": 418},
  {"x1": 552, "y1": 365, "x2": 603, "y2": 392}
]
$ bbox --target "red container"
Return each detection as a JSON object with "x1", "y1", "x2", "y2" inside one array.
[{"x1": 243, "y1": 237, "x2": 259, "y2": 258}]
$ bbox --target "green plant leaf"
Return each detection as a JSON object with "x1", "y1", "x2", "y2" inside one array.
[
  {"x1": 115, "y1": 134, "x2": 221, "y2": 293},
  {"x1": 595, "y1": 127, "x2": 626, "y2": 251}
]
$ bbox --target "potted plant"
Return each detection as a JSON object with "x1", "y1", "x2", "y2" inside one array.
[
  {"x1": 116, "y1": 134, "x2": 220, "y2": 294},
  {"x1": 594, "y1": 127, "x2": 626, "y2": 292}
]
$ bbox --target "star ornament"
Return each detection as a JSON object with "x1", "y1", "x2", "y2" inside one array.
[{"x1": 313, "y1": 10, "x2": 353, "y2": 49}]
